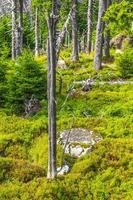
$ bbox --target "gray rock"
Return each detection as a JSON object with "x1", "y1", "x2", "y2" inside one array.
[
  {"x1": 57, "y1": 165, "x2": 70, "y2": 175},
  {"x1": 24, "y1": 95, "x2": 41, "y2": 117},
  {"x1": 58, "y1": 128, "x2": 102, "y2": 157}
]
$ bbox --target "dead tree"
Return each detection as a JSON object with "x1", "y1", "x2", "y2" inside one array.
[
  {"x1": 104, "y1": 0, "x2": 112, "y2": 59},
  {"x1": 12, "y1": 0, "x2": 17, "y2": 59},
  {"x1": 93, "y1": 0, "x2": 106, "y2": 70},
  {"x1": 87, "y1": 0, "x2": 93, "y2": 53},
  {"x1": 16, "y1": 0, "x2": 23, "y2": 56},
  {"x1": 47, "y1": 0, "x2": 60, "y2": 179},
  {"x1": 12, "y1": 0, "x2": 23, "y2": 59},
  {"x1": 71, "y1": 0, "x2": 79, "y2": 61},
  {"x1": 19, "y1": 0, "x2": 23, "y2": 51},
  {"x1": 35, "y1": 7, "x2": 39, "y2": 57}
]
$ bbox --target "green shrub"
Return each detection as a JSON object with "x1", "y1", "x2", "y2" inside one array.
[
  {"x1": 0, "y1": 59, "x2": 8, "y2": 107},
  {"x1": 29, "y1": 134, "x2": 63, "y2": 171},
  {"x1": 0, "y1": 113, "x2": 47, "y2": 147},
  {"x1": 0, "y1": 16, "x2": 11, "y2": 58},
  {"x1": 7, "y1": 50, "x2": 47, "y2": 114},
  {"x1": 0, "y1": 133, "x2": 20, "y2": 157},
  {"x1": 0, "y1": 157, "x2": 45, "y2": 183},
  {"x1": 116, "y1": 48, "x2": 133, "y2": 78}
]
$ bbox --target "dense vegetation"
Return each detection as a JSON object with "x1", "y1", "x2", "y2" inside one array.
[
  {"x1": 0, "y1": 0, "x2": 133, "y2": 199},
  {"x1": 0, "y1": 51, "x2": 133, "y2": 199}
]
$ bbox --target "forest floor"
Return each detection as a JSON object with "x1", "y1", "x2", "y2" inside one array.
[{"x1": 0, "y1": 52, "x2": 133, "y2": 200}]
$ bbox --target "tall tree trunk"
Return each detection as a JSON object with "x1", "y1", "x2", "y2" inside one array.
[
  {"x1": 12, "y1": 0, "x2": 23, "y2": 59},
  {"x1": 19, "y1": 0, "x2": 23, "y2": 51},
  {"x1": 71, "y1": 0, "x2": 79, "y2": 61},
  {"x1": 28, "y1": 0, "x2": 33, "y2": 28},
  {"x1": 12, "y1": 0, "x2": 17, "y2": 59},
  {"x1": 47, "y1": 16, "x2": 57, "y2": 179},
  {"x1": 104, "y1": 28, "x2": 110, "y2": 59},
  {"x1": 16, "y1": 0, "x2": 23, "y2": 56},
  {"x1": 93, "y1": 0, "x2": 106, "y2": 70},
  {"x1": 87, "y1": 0, "x2": 93, "y2": 53},
  {"x1": 35, "y1": 7, "x2": 39, "y2": 57},
  {"x1": 104, "y1": 0, "x2": 112, "y2": 59},
  {"x1": 47, "y1": 0, "x2": 60, "y2": 179}
]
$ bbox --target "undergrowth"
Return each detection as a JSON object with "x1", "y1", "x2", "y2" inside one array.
[{"x1": 0, "y1": 51, "x2": 133, "y2": 199}]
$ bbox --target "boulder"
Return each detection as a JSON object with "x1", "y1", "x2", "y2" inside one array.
[{"x1": 58, "y1": 128, "x2": 102, "y2": 157}]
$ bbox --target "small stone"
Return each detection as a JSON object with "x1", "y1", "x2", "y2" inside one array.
[{"x1": 57, "y1": 165, "x2": 69, "y2": 175}]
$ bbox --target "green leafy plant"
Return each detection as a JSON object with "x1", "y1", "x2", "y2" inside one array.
[
  {"x1": 7, "y1": 50, "x2": 47, "y2": 114},
  {"x1": 116, "y1": 48, "x2": 133, "y2": 78}
]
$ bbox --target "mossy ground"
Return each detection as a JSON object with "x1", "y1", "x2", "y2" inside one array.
[{"x1": 0, "y1": 52, "x2": 133, "y2": 200}]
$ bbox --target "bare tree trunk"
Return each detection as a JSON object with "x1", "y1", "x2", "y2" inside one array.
[
  {"x1": 35, "y1": 7, "x2": 39, "y2": 57},
  {"x1": 47, "y1": 37, "x2": 52, "y2": 179},
  {"x1": 19, "y1": 0, "x2": 23, "y2": 51},
  {"x1": 104, "y1": 29, "x2": 110, "y2": 58},
  {"x1": 16, "y1": 0, "x2": 23, "y2": 56},
  {"x1": 47, "y1": 17, "x2": 57, "y2": 179},
  {"x1": 67, "y1": 31, "x2": 70, "y2": 48},
  {"x1": 12, "y1": 0, "x2": 23, "y2": 59},
  {"x1": 104, "y1": 0, "x2": 112, "y2": 59},
  {"x1": 47, "y1": 0, "x2": 60, "y2": 179},
  {"x1": 87, "y1": 0, "x2": 93, "y2": 53},
  {"x1": 12, "y1": 0, "x2": 17, "y2": 59},
  {"x1": 28, "y1": 0, "x2": 33, "y2": 27},
  {"x1": 71, "y1": 0, "x2": 79, "y2": 61},
  {"x1": 15, "y1": 26, "x2": 19, "y2": 57},
  {"x1": 56, "y1": 8, "x2": 72, "y2": 60},
  {"x1": 93, "y1": 0, "x2": 106, "y2": 70}
]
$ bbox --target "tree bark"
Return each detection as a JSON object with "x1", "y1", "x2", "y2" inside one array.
[
  {"x1": 12, "y1": 0, "x2": 23, "y2": 59},
  {"x1": 19, "y1": 0, "x2": 23, "y2": 51},
  {"x1": 87, "y1": 0, "x2": 93, "y2": 53},
  {"x1": 93, "y1": 0, "x2": 106, "y2": 70},
  {"x1": 71, "y1": 0, "x2": 79, "y2": 61},
  {"x1": 16, "y1": 0, "x2": 23, "y2": 56},
  {"x1": 104, "y1": 0, "x2": 112, "y2": 59},
  {"x1": 35, "y1": 7, "x2": 39, "y2": 57},
  {"x1": 47, "y1": 0, "x2": 60, "y2": 179},
  {"x1": 27, "y1": 0, "x2": 33, "y2": 28},
  {"x1": 12, "y1": 0, "x2": 17, "y2": 59}
]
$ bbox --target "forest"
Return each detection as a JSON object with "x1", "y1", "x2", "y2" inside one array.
[{"x1": 0, "y1": 0, "x2": 133, "y2": 199}]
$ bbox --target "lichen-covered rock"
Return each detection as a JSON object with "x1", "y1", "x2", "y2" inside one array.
[{"x1": 58, "y1": 128, "x2": 102, "y2": 157}]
